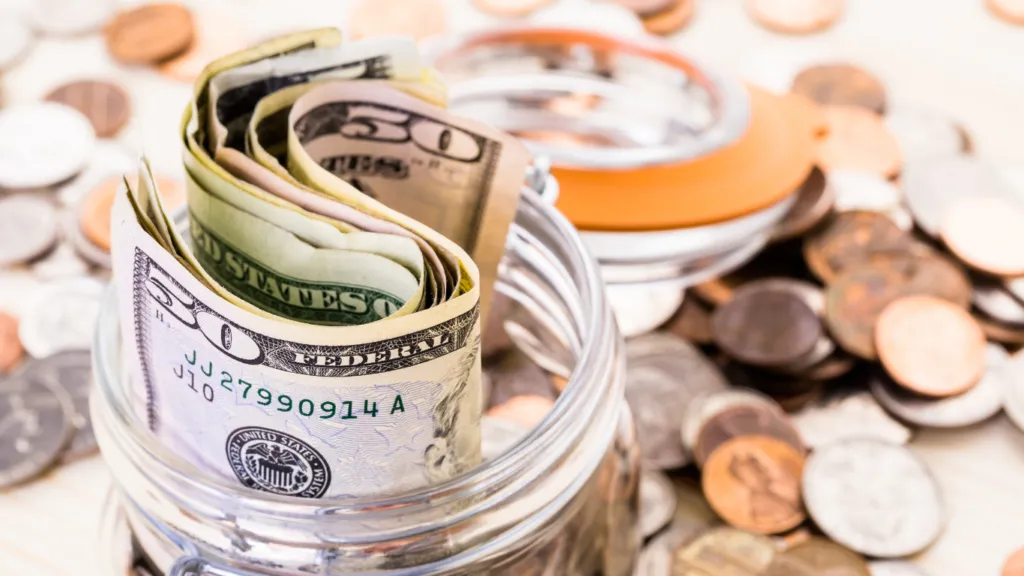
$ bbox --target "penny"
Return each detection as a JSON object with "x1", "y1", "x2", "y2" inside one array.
[
  {"x1": 792, "y1": 64, "x2": 886, "y2": 114},
  {"x1": 875, "y1": 294, "x2": 986, "y2": 397},
  {"x1": 0, "y1": 103, "x2": 96, "y2": 189},
  {"x1": 0, "y1": 194, "x2": 59, "y2": 267},
  {"x1": 869, "y1": 561, "x2": 930, "y2": 576},
  {"x1": 693, "y1": 404, "x2": 804, "y2": 466},
  {"x1": 480, "y1": 415, "x2": 528, "y2": 460},
  {"x1": 0, "y1": 359, "x2": 74, "y2": 489},
  {"x1": 471, "y1": 0, "x2": 555, "y2": 17},
  {"x1": 485, "y1": 349, "x2": 557, "y2": 409},
  {"x1": 672, "y1": 527, "x2": 776, "y2": 574},
  {"x1": 626, "y1": 334, "x2": 729, "y2": 469},
  {"x1": 1004, "y1": 546, "x2": 1024, "y2": 576},
  {"x1": 702, "y1": 436, "x2": 805, "y2": 535},
  {"x1": 746, "y1": 0, "x2": 844, "y2": 34},
  {"x1": 817, "y1": 106, "x2": 902, "y2": 177},
  {"x1": 485, "y1": 394, "x2": 554, "y2": 429},
  {"x1": 28, "y1": 0, "x2": 116, "y2": 36},
  {"x1": 791, "y1": 388, "x2": 912, "y2": 449},
  {"x1": 711, "y1": 289, "x2": 822, "y2": 367},
  {"x1": 973, "y1": 281, "x2": 1024, "y2": 327},
  {"x1": 77, "y1": 176, "x2": 121, "y2": 252},
  {"x1": 0, "y1": 312, "x2": 23, "y2": 374},
  {"x1": 642, "y1": 0, "x2": 695, "y2": 35},
  {"x1": 902, "y1": 155, "x2": 1011, "y2": 236},
  {"x1": 941, "y1": 196, "x2": 1024, "y2": 277},
  {"x1": 159, "y1": 8, "x2": 246, "y2": 83},
  {"x1": 105, "y1": 3, "x2": 195, "y2": 65},
  {"x1": 803, "y1": 439, "x2": 944, "y2": 557},
  {"x1": 349, "y1": 0, "x2": 447, "y2": 42},
  {"x1": 772, "y1": 166, "x2": 835, "y2": 242},
  {"x1": 682, "y1": 388, "x2": 782, "y2": 456},
  {"x1": 18, "y1": 277, "x2": 104, "y2": 359},
  {"x1": 635, "y1": 521, "x2": 707, "y2": 576},
  {"x1": 779, "y1": 538, "x2": 870, "y2": 576},
  {"x1": 639, "y1": 470, "x2": 677, "y2": 539},
  {"x1": 989, "y1": 0, "x2": 1024, "y2": 23},
  {"x1": 0, "y1": 14, "x2": 33, "y2": 71},
  {"x1": 45, "y1": 80, "x2": 131, "y2": 139},
  {"x1": 803, "y1": 210, "x2": 914, "y2": 283},
  {"x1": 662, "y1": 296, "x2": 714, "y2": 345},
  {"x1": 870, "y1": 344, "x2": 1005, "y2": 428},
  {"x1": 884, "y1": 105, "x2": 965, "y2": 160}
]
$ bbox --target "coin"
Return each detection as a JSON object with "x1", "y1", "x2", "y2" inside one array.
[
  {"x1": 803, "y1": 439, "x2": 944, "y2": 557},
  {"x1": 105, "y1": 3, "x2": 195, "y2": 65},
  {"x1": 28, "y1": 0, "x2": 115, "y2": 36},
  {"x1": 875, "y1": 294, "x2": 986, "y2": 397},
  {"x1": 803, "y1": 210, "x2": 914, "y2": 283},
  {"x1": 662, "y1": 296, "x2": 714, "y2": 345},
  {"x1": 672, "y1": 527, "x2": 776, "y2": 574},
  {"x1": 711, "y1": 288, "x2": 822, "y2": 367},
  {"x1": 1004, "y1": 547, "x2": 1024, "y2": 576},
  {"x1": 792, "y1": 64, "x2": 886, "y2": 114},
  {"x1": 39, "y1": 350, "x2": 96, "y2": 462},
  {"x1": 941, "y1": 196, "x2": 1024, "y2": 277},
  {"x1": 0, "y1": 194, "x2": 59, "y2": 267},
  {"x1": 702, "y1": 436, "x2": 805, "y2": 535},
  {"x1": 776, "y1": 538, "x2": 870, "y2": 576},
  {"x1": 828, "y1": 170, "x2": 902, "y2": 213},
  {"x1": 801, "y1": 350, "x2": 858, "y2": 381},
  {"x1": 772, "y1": 167, "x2": 835, "y2": 242},
  {"x1": 471, "y1": 0, "x2": 555, "y2": 16},
  {"x1": 870, "y1": 344, "x2": 1005, "y2": 428},
  {"x1": 17, "y1": 277, "x2": 104, "y2": 359},
  {"x1": 159, "y1": 8, "x2": 246, "y2": 83},
  {"x1": 973, "y1": 283, "x2": 1024, "y2": 329},
  {"x1": 772, "y1": 384, "x2": 825, "y2": 412},
  {"x1": 480, "y1": 415, "x2": 528, "y2": 460},
  {"x1": 693, "y1": 404, "x2": 804, "y2": 466},
  {"x1": 868, "y1": 561, "x2": 930, "y2": 576},
  {"x1": 608, "y1": 284, "x2": 684, "y2": 338},
  {"x1": 0, "y1": 13, "x2": 32, "y2": 71},
  {"x1": 626, "y1": 333, "x2": 729, "y2": 469},
  {"x1": 977, "y1": 314, "x2": 1024, "y2": 345},
  {"x1": 817, "y1": 106, "x2": 902, "y2": 177},
  {"x1": 0, "y1": 359, "x2": 74, "y2": 488},
  {"x1": 485, "y1": 394, "x2": 554, "y2": 429},
  {"x1": 44, "y1": 80, "x2": 131, "y2": 139},
  {"x1": 1000, "y1": 352, "x2": 1024, "y2": 433},
  {"x1": 485, "y1": 349, "x2": 557, "y2": 409},
  {"x1": 642, "y1": 0, "x2": 695, "y2": 35},
  {"x1": 349, "y1": 0, "x2": 447, "y2": 42},
  {"x1": 639, "y1": 470, "x2": 677, "y2": 539},
  {"x1": 791, "y1": 388, "x2": 912, "y2": 449},
  {"x1": 746, "y1": 0, "x2": 844, "y2": 34},
  {"x1": 682, "y1": 388, "x2": 782, "y2": 455},
  {"x1": 0, "y1": 103, "x2": 96, "y2": 189},
  {"x1": 0, "y1": 312, "x2": 23, "y2": 374},
  {"x1": 612, "y1": 0, "x2": 676, "y2": 15},
  {"x1": 884, "y1": 105, "x2": 965, "y2": 160},
  {"x1": 635, "y1": 521, "x2": 707, "y2": 575},
  {"x1": 988, "y1": 0, "x2": 1024, "y2": 23},
  {"x1": 65, "y1": 210, "x2": 112, "y2": 269},
  {"x1": 902, "y1": 155, "x2": 1011, "y2": 236},
  {"x1": 736, "y1": 278, "x2": 825, "y2": 316},
  {"x1": 30, "y1": 243, "x2": 91, "y2": 281}
]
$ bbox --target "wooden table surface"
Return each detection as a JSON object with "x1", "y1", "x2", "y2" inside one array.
[{"x1": 2, "y1": 0, "x2": 1024, "y2": 574}]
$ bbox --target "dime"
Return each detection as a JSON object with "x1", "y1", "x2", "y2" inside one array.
[
  {"x1": 803, "y1": 211, "x2": 914, "y2": 283},
  {"x1": 791, "y1": 388, "x2": 911, "y2": 448},
  {"x1": 711, "y1": 288, "x2": 822, "y2": 367},
  {"x1": 817, "y1": 106, "x2": 902, "y2": 177},
  {"x1": 485, "y1": 394, "x2": 554, "y2": 429},
  {"x1": 639, "y1": 470, "x2": 677, "y2": 539},
  {"x1": 0, "y1": 194, "x2": 59, "y2": 267},
  {"x1": 693, "y1": 404, "x2": 804, "y2": 466},
  {"x1": 626, "y1": 333, "x2": 729, "y2": 469},
  {"x1": 471, "y1": 0, "x2": 555, "y2": 17},
  {"x1": 0, "y1": 312, "x2": 23, "y2": 374},
  {"x1": 702, "y1": 436, "x2": 805, "y2": 535},
  {"x1": 988, "y1": 0, "x2": 1024, "y2": 23},
  {"x1": 642, "y1": 0, "x2": 695, "y2": 35},
  {"x1": 40, "y1": 350, "x2": 97, "y2": 462},
  {"x1": 635, "y1": 521, "x2": 707, "y2": 575},
  {"x1": 772, "y1": 167, "x2": 835, "y2": 242},
  {"x1": 902, "y1": 155, "x2": 1011, "y2": 236},
  {"x1": 804, "y1": 439, "x2": 944, "y2": 557},
  {"x1": 875, "y1": 295, "x2": 986, "y2": 397},
  {"x1": 28, "y1": 0, "x2": 115, "y2": 35},
  {"x1": 941, "y1": 196, "x2": 1024, "y2": 277},
  {"x1": 485, "y1": 349, "x2": 557, "y2": 409},
  {"x1": 774, "y1": 537, "x2": 870, "y2": 576},
  {"x1": 662, "y1": 296, "x2": 714, "y2": 345},
  {"x1": 0, "y1": 13, "x2": 33, "y2": 71},
  {"x1": 682, "y1": 388, "x2": 781, "y2": 456},
  {"x1": 44, "y1": 79, "x2": 131, "y2": 139},
  {"x1": 105, "y1": 3, "x2": 195, "y2": 65},
  {"x1": 17, "y1": 277, "x2": 104, "y2": 359},
  {"x1": 870, "y1": 344, "x2": 1005, "y2": 428},
  {"x1": 884, "y1": 105, "x2": 965, "y2": 160},
  {"x1": 159, "y1": 7, "x2": 246, "y2": 83},
  {"x1": 792, "y1": 64, "x2": 886, "y2": 114},
  {"x1": 868, "y1": 561, "x2": 930, "y2": 576},
  {"x1": 0, "y1": 103, "x2": 95, "y2": 189},
  {"x1": 972, "y1": 281, "x2": 1024, "y2": 327},
  {"x1": 672, "y1": 527, "x2": 776, "y2": 574},
  {"x1": 349, "y1": 0, "x2": 447, "y2": 42},
  {"x1": 746, "y1": 0, "x2": 844, "y2": 34},
  {"x1": 0, "y1": 359, "x2": 74, "y2": 488},
  {"x1": 480, "y1": 415, "x2": 528, "y2": 460},
  {"x1": 1004, "y1": 546, "x2": 1024, "y2": 576}
]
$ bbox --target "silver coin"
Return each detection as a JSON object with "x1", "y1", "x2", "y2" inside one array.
[
  {"x1": 772, "y1": 334, "x2": 837, "y2": 376},
  {"x1": 902, "y1": 155, "x2": 1012, "y2": 236},
  {"x1": 1007, "y1": 276, "x2": 1024, "y2": 305},
  {"x1": 0, "y1": 358, "x2": 75, "y2": 488},
  {"x1": 57, "y1": 141, "x2": 135, "y2": 207},
  {"x1": 733, "y1": 277, "x2": 825, "y2": 315},
  {"x1": 802, "y1": 439, "x2": 944, "y2": 558},
  {"x1": 63, "y1": 210, "x2": 111, "y2": 268},
  {"x1": 870, "y1": 344, "x2": 1006, "y2": 428},
  {"x1": 639, "y1": 470, "x2": 676, "y2": 539},
  {"x1": 791, "y1": 389, "x2": 912, "y2": 449},
  {"x1": 829, "y1": 170, "x2": 903, "y2": 212},
  {"x1": 681, "y1": 387, "x2": 780, "y2": 457},
  {"x1": 0, "y1": 194, "x2": 59, "y2": 267},
  {"x1": 0, "y1": 103, "x2": 95, "y2": 189},
  {"x1": 28, "y1": 0, "x2": 116, "y2": 36},
  {"x1": 18, "y1": 277, "x2": 103, "y2": 358},
  {"x1": 608, "y1": 284, "x2": 684, "y2": 338},
  {"x1": 37, "y1": 350, "x2": 96, "y2": 462},
  {"x1": 868, "y1": 561, "x2": 931, "y2": 576},
  {"x1": 0, "y1": 12, "x2": 33, "y2": 71},
  {"x1": 485, "y1": 349, "x2": 556, "y2": 409},
  {"x1": 635, "y1": 521, "x2": 707, "y2": 576},
  {"x1": 884, "y1": 105, "x2": 964, "y2": 161},
  {"x1": 30, "y1": 242, "x2": 91, "y2": 280},
  {"x1": 973, "y1": 282, "x2": 1024, "y2": 326},
  {"x1": 480, "y1": 415, "x2": 528, "y2": 461},
  {"x1": 625, "y1": 333, "x2": 729, "y2": 470},
  {"x1": 0, "y1": 271, "x2": 45, "y2": 318}
]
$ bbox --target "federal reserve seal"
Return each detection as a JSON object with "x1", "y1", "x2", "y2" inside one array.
[{"x1": 225, "y1": 427, "x2": 330, "y2": 498}]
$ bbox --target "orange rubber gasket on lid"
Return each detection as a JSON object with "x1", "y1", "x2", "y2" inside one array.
[{"x1": 553, "y1": 87, "x2": 825, "y2": 231}]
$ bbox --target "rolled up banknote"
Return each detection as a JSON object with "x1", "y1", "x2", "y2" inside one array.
[{"x1": 111, "y1": 29, "x2": 530, "y2": 498}]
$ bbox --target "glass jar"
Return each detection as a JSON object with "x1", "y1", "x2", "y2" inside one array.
[{"x1": 92, "y1": 183, "x2": 638, "y2": 575}]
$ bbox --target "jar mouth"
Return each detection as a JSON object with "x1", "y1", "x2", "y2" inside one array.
[{"x1": 93, "y1": 186, "x2": 619, "y2": 528}]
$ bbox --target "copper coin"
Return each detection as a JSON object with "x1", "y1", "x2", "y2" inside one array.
[
  {"x1": 471, "y1": 0, "x2": 554, "y2": 17},
  {"x1": 662, "y1": 296, "x2": 714, "y2": 345},
  {"x1": 875, "y1": 295, "x2": 986, "y2": 397},
  {"x1": 672, "y1": 527, "x2": 777, "y2": 574},
  {"x1": 486, "y1": 394, "x2": 554, "y2": 429},
  {"x1": 989, "y1": 0, "x2": 1024, "y2": 24},
  {"x1": 693, "y1": 404, "x2": 804, "y2": 466},
  {"x1": 803, "y1": 210, "x2": 914, "y2": 283},
  {"x1": 44, "y1": 80, "x2": 131, "y2": 138},
  {"x1": 612, "y1": 0, "x2": 676, "y2": 15},
  {"x1": 746, "y1": 0, "x2": 844, "y2": 34},
  {"x1": 702, "y1": 435, "x2": 806, "y2": 535},
  {"x1": 0, "y1": 312, "x2": 23, "y2": 374},
  {"x1": 642, "y1": 0, "x2": 695, "y2": 35},
  {"x1": 691, "y1": 276, "x2": 740, "y2": 307},
  {"x1": 79, "y1": 174, "x2": 185, "y2": 251},
  {"x1": 712, "y1": 288, "x2": 823, "y2": 367},
  {"x1": 349, "y1": 0, "x2": 447, "y2": 42},
  {"x1": 772, "y1": 167, "x2": 835, "y2": 242},
  {"x1": 792, "y1": 64, "x2": 886, "y2": 114},
  {"x1": 105, "y1": 3, "x2": 194, "y2": 65},
  {"x1": 817, "y1": 106, "x2": 902, "y2": 177},
  {"x1": 1003, "y1": 547, "x2": 1024, "y2": 576},
  {"x1": 159, "y1": 8, "x2": 246, "y2": 83},
  {"x1": 941, "y1": 196, "x2": 1024, "y2": 277},
  {"x1": 773, "y1": 537, "x2": 870, "y2": 576}
]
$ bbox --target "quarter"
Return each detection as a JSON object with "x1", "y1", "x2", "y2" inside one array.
[
  {"x1": 0, "y1": 103, "x2": 95, "y2": 189},
  {"x1": 0, "y1": 194, "x2": 59, "y2": 267},
  {"x1": 17, "y1": 277, "x2": 104, "y2": 359}
]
